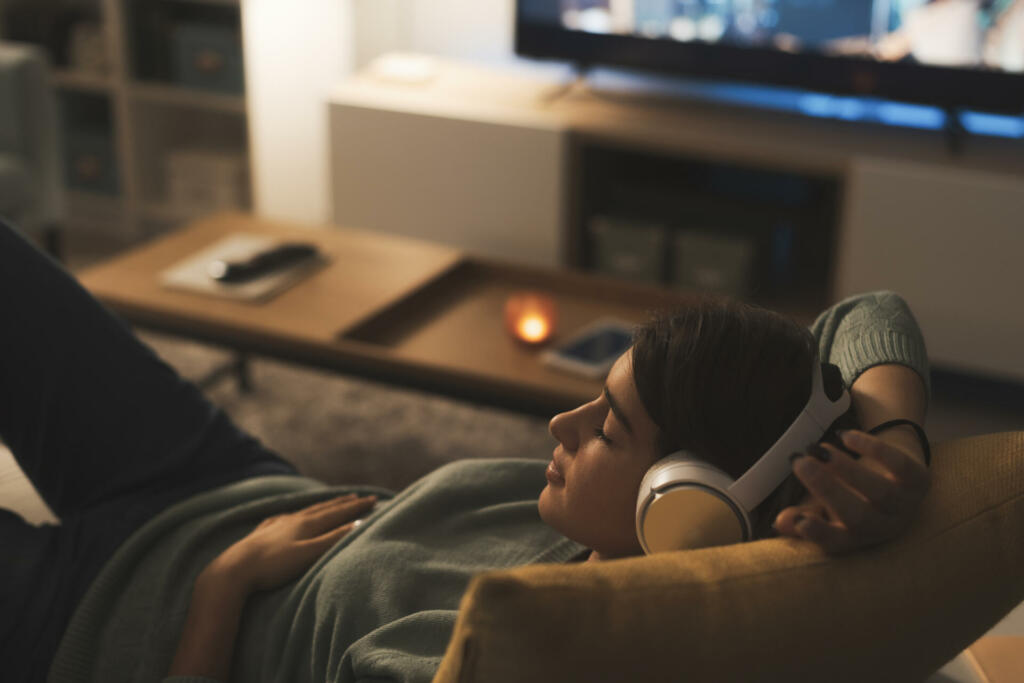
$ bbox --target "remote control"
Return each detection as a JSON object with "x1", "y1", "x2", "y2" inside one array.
[{"x1": 207, "y1": 243, "x2": 320, "y2": 283}]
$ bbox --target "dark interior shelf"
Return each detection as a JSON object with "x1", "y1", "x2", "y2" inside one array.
[{"x1": 569, "y1": 140, "x2": 841, "y2": 311}]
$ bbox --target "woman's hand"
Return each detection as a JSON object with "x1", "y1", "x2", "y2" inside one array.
[
  {"x1": 773, "y1": 429, "x2": 930, "y2": 554},
  {"x1": 170, "y1": 494, "x2": 376, "y2": 679},
  {"x1": 207, "y1": 493, "x2": 377, "y2": 593}
]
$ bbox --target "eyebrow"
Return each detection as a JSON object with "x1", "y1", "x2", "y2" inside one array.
[{"x1": 603, "y1": 386, "x2": 633, "y2": 436}]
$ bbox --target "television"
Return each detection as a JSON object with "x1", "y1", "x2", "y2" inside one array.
[{"x1": 516, "y1": 0, "x2": 1024, "y2": 115}]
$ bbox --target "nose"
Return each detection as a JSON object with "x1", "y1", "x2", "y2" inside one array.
[{"x1": 549, "y1": 407, "x2": 580, "y2": 452}]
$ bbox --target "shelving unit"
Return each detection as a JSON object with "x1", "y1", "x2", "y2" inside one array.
[
  {"x1": 569, "y1": 141, "x2": 840, "y2": 313},
  {"x1": 2, "y1": 0, "x2": 252, "y2": 239}
]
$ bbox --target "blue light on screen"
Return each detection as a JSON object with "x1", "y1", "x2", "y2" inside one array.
[
  {"x1": 586, "y1": 68, "x2": 1024, "y2": 140},
  {"x1": 684, "y1": 80, "x2": 1024, "y2": 139},
  {"x1": 875, "y1": 103, "x2": 946, "y2": 130},
  {"x1": 794, "y1": 93, "x2": 944, "y2": 129},
  {"x1": 960, "y1": 111, "x2": 1024, "y2": 139}
]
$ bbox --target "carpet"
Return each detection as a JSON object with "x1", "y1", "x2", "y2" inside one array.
[{"x1": 139, "y1": 332, "x2": 556, "y2": 492}]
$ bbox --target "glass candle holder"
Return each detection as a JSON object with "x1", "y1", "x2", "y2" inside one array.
[{"x1": 504, "y1": 292, "x2": 557, "y2": 345}]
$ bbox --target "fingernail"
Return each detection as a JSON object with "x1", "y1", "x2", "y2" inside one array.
[
  {"x1": 808, "y1": 444, "x2": 830, "y2": 462},
  {"x1": 837, "y1": 429, "x2": 859, "y2": 444},
  {"x1": 833, "y1": 441, "x2": 860, "y2": 459}
]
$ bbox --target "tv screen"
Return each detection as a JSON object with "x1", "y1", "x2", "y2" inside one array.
[{"x1": 517, "y1": 0, "x2": 1024, "y2": 114}]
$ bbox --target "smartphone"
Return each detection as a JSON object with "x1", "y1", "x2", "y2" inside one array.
[{"x1": 541, "y1": 319, "x2": 635, "y2": 379}]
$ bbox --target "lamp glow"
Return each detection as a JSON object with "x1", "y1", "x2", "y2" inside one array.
[
  {"x1": 504, "y1": 292, "x2": 557, "y2": 345},
  {"x1": 517, "y1": 314, "x2": 550, "y2": 343}
]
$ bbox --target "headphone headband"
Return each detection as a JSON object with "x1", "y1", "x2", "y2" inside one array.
[
  {"x1": 636, "y1": 360, "x2": 851, "y2": 553},
  {"x1": 726, "y1": 361, "x2": 850, "y2": 510}
]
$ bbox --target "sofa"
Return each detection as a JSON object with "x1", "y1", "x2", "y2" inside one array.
[
  {"x1": 1, "y1": 429, "x2": 1019, "y2": 680},
  {"x1": 433, "y1": 431, "x2": 1024, "y2": 682}
]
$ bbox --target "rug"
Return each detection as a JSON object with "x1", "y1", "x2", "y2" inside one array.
[{"x1": 139, "y1": 332, "x2": 555, "y2": 492}]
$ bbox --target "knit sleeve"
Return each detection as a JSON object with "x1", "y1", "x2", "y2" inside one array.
[{"x1": 810, "y1": 291, "x2": 931, "y2": 401}]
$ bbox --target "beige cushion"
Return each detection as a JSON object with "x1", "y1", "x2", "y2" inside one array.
[
  {"x1": 434, "y1": 432, "x2": 1024, "y2": 683},
  {"x1": 965, "y1": 636, "x2": 1024, "y2": 683}
]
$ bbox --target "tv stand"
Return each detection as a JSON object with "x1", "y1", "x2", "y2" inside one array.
[
  {"x1": 942, "y1": 107, "x2": 968, "y2": 158},
  {"x1": 328, "y1": 56, "x2": 1024, "y2": 382}
]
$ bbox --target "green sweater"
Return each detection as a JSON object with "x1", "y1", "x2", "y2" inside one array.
[{"x1": 48, "y1": 291, "x2": 929, "y2": 683}]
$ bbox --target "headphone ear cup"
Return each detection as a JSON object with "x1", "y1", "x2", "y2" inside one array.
[
  {"x1": 822, "y1": 362, "x2": 845, "y2": 402},
  {"x1": 639, "y1": 486, "x2": 747, "y2": 552}
]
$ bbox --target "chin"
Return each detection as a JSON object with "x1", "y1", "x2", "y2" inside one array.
[
  {"x1": 536, "y1": 486, "x2": 563, "y2": 532},
  {"x1": 537, "y1": 486, "x2": 552, "y2": 523}
]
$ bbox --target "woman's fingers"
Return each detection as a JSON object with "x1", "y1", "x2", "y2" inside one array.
[
  {"x1": 784, "y1": 433, "x2": 932, "y2": 554},
  {"x1": 772, "y1": 502, "x2": 827, "y2": 537},
  {"x1": 301, "y1": 495, "x2": 377, "y2": 537},
  {"x1": 789, "y1": 515, "x2": 853, "y2": 554},
  {"x1": 792, "y1": 450, "x2": 885, "y2": 538},
  {"x1": 301, "y1": 521, "x2": 360, "y2": 557},
  {"x1": 300, "y1": 493, "x2": 358, "y2": 515},
  {"x1": 818, "y1": 444, "x2": 903, "y2": 514},
  {"x1": 838, "y1": 430, "x2": 930, "y2": 495},
  {"x1": 774, "y1": 498, "x2": 861, "y2": 554}
]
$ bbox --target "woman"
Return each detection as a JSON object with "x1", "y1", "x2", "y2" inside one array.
[{"x1": 0, "y1": 221, "x2": 929, "y2": 683}]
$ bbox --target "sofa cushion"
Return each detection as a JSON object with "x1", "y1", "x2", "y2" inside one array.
[
  {"x1": 0, "y1": 153, "x2": 30, "y2": 216},
  {"x1": 434, "y1": 431, "x2": 1024, "y2": 683}
]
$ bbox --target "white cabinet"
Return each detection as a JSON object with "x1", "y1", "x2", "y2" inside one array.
[
  {"x1": 328, "y1": 57, "x2": 1024, "y2": 381},
  {"x1": 837, "y1": 159, "x2": 1024, "y2": 380},
  {"x1": 329, "y1": 61, "x2": 569, "y2": 267}
]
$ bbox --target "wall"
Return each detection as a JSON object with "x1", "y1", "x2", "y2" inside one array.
[
  {"x1": 241, "y1": 0, "x2": 352, "y2": 225},
  {"x1": 351, "y1": 0, "x2": 515, "y2": 69},
  {"x1": 243, "y1": 0, "x2": 515, "y2": 226}
]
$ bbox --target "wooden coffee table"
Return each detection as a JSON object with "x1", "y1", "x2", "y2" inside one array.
[{"x1": 78, "y1": 212, "x2": 712, "y2": 415}]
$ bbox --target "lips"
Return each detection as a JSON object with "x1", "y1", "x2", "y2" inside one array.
[{"x1": 545, "y1": 458, "x2": 565, "y2": 486}]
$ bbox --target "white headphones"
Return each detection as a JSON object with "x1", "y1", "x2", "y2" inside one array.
[{"x1": 635, "y1": 360, "x2": 850, "y2": 554}]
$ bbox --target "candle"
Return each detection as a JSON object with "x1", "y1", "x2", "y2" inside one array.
[{"x1": 504, "y1": 292, "x2": 557, "y2": 345}]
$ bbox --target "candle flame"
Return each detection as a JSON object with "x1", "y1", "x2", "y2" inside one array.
[{"x1": 517, "y1": 314, "x2": 550, "y2": 343}]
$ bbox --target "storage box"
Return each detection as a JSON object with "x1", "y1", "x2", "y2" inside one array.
[
  {"x1": 588, "y1": 215, "x2": 665, "y2": 283},
  {"x1": 171, "y1": 23, "x2": 244, "y2": 94},
  {"x1": 671, "y1": 229, "x2": 755, "y2": 296},
  {"x1": 64, "y1": 129, "x2": 119, "y2": 195},
  {"x1": 166, "y1": 148, "x2": 247, "y2": 213}
]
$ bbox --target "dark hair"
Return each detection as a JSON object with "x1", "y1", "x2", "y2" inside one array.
[{"x1": 631, "y1": 296, "x2": 855, "y2": 539}]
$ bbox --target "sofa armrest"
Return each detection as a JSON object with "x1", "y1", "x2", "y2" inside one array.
[{"x1": 435, "y1": 432, "x2": 1024, "y2": 683}]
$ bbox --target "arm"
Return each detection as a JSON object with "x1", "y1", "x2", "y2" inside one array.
[
  {"x1": 167, "y1": 562, "x2": 250, "y2": 680},
  {"x1": 848, "y1": 363, "x2": 928, "y2": 464},
  {"x1": 775, "y1": 292, "x2": 931, "y2": 553},
  {"x1": 167, "y1": 494, "x2": 377, "y2": 680}
]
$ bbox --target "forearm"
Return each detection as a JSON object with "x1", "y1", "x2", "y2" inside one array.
[
  {"x1": 168, "y1": 563, "x2": 251, "y2": 680},
  {"x1": 849, "y1": 363, "x2": 928, "y2": 464},
  {"x1": 166, "y1": 494, "x2": 374, "y2": 679}
]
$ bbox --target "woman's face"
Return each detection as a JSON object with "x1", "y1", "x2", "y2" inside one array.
[{"x1": 539, "y1": 349, "x2": 662, "y2": 559}]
